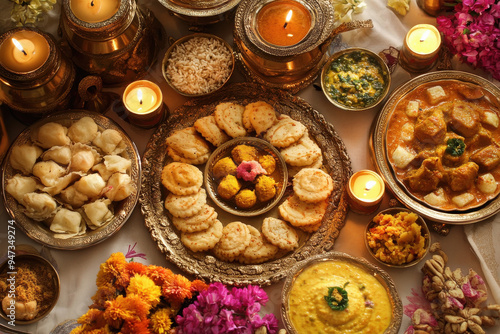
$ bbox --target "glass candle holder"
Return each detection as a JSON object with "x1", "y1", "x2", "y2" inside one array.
[
  {"x1": 399, "y1": 24, "x2": 441, "y2": 73},
  {"x1": 60, "y1": 0, "x2": 161, "y2": 85},
  {"x1": 122, "y1": 80, "x2": 165, "y2": 128},
  {"x1": 0, "y1": 27, "x2": 75, "y2": 121},
  {"x1": 347, "y1": 170, "x2": 385, "y2": 215}
]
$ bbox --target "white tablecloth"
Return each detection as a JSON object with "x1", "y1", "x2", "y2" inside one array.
[{"x1": 1, "y1": 0, "x2": 499, "y2": 333}]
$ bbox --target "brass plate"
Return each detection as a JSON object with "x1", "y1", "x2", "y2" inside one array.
[
  {"x1": 281, "y1": 252, "x2": 402, "y2": 334},
  {"x1": 140, "y1": 83, "x2": 352, "y2": 285},
  {"x1": 157, "y1": 0, "x2": 241, "y2": 17},
  {"x1": 371, "y1": 71, "x2": 500, "y2": 224},
  {"x1": 2, "y1": 111, "x2": 141, "y2": 249}
]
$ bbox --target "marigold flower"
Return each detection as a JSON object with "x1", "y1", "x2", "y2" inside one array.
[
  {"x1": 126, "y1": 274, "x2": 161, "y2": 308},
  {"x1": 103, "y1": 295, "x2": 150, "y2": 329},
  {"x1": 91, "y1": 283, "x2": 118, "y2": 309},
  {"x1": 162, "y1": 274, "x2": 193, "y2": 308},
  {"x1": 121, "y1": 319, "x2": 151, "y2": 334},
  {"x1": 145, "y1": 265, "x2": 175, "y2": 286},
  {"x1": 77, "y1": 309, "x2": 107, "y2": 330},
  {"x1": 126, "y1": 261, "x2": 147, "y2": 276},
  {"x1": 96, "y1": 253, "x2": 129, "y2": 289},
  {"x1": 150, "y1": 308, "x2": 174, "y2": 334}
]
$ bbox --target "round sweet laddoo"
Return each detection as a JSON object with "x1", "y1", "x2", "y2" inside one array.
[
  {"x1": 231, "y1": 144, "x2": 258, "y2": 164},
  {"x1": 255, "y1": 175, "x2": 276, "y2": 202},
  {"x1": 259, "y1": 154, "x2": 276, "y2": 174},
  {"x1": 235, "y1": 189, "x2": 257, "y2": 209},
  {"x1": 212, "y1": 156, "x2": 237, "y2": 180},
  {"x1": 217, "y1": 174, "x2": 241, "y2": 200}
]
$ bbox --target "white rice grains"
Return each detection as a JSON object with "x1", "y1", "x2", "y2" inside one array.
[{"x1": 165, "y1": 36, "x2": 233, "y2": 95}]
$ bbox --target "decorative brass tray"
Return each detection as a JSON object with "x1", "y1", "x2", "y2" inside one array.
[
  {"x1": 371, "y1": 71, "x2": 500, "y2": 224},
  {"x1": 157, "y1": 0, "x2": 241, "y2": 19},
  {"x1": 140, "y1": 83, "x2": 352, "y2": 285},
  {"x1": 1, "y1": 111, "x2": 141, "y2": 249}
]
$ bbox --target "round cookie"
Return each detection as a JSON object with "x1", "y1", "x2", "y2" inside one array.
[
  {"x1": 261, "y1": 217, "x2": 299, "y2": 251},
  {"x1": 280, "y1": 133, "x2": 322, "y2": 167},
  {"x1": 214, "y1": 102, "x2": 247, "y2": 138},
  {"x1": 164, "y1": 188, "x2": 207, "y2": 218},
  {"x1": 194, "y1": 115, "x2": 231, "y2": 147},
  {"x1": 171, "y1": 204, "x2": 218, "y2": 233},
  {"x1": 265, "y1": 115, "x2": 306, "y2": 148},
  {"x1": 212, "y1": 221, "x2": 251, "y2": 262},
  {"x1": 166, "y1": 127, "x2": 211, "y2": 164},
  {"x1": 293, "y1": 168, "x2": 334, "y2": 203},
  {"x1": 181, "y1": 219, "x2": 223, "y2": 252},
  {"x1": 278, "y1": 194, "x2": 328, "y2": 227},
  {"x1": 238, "y1": 226, "x2": 279, "y2": 264},
  {"x1": 161, "y1": 162, "x2": 202, "y2": 195}
]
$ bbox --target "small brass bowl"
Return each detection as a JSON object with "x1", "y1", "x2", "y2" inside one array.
[
  {"x1": 204, "y1": 137, "x2": 287, "y2": 217},
  {"x1": 162, "y1": 33, "x2": 235, "y2": 97},
  {"x1": 321, "y1": 48, "x2": 391, "y2": 111},
  {"x1": 0, "y1": 253, "x2": 60, "y2": 324},
  {"x1": 365, "y1": 207, "x2": 431, "y2": 268}
]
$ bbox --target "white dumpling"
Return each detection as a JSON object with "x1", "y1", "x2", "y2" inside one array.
[
  {"x1": 42, "y1": 172, "x2": 81, "y2": 196},
  {"x1": 69, "y1": 144, "x2": 99, "y2": 173},
  {"x1": 50, "y1": 208, "x2": 84, "y2": 235},
  {"x1": 32, "y1": 161, "x2": 67, "y2": 187},
  {"x1": 42, "y1": 146, "x2": 72, "y2": 165},
  {"x1": 59, "y1": 185, "x2": 89, "y2": 208},
  {"x1": 74, "y1": 173, "x2": 106, "y2": 198},
  {"x1": 36, "y1": 122, "x2": 70, "y2": 149},
  {"x1": 6, "y1": 174, "x2": 38, "y2": 203},
  {"x1": 22, "y1": 192, "x2": 57, "y2": 221},
  {"x1": 92, "y1": 155, "x2": 131, "y2": 180},
  {"x1": 82, "y1": 199, "x2": 113, "y2": 229},
  {"x1": 92, "y1": 129, "x2": 123, "y2": 155},
  {"x1": 9, "y1": 144, "x2": 43, "y2": 175},
  {"x1": 68, "y1": 117, "x2": 98, "y2": 144},
  {"x1": 105, "y1": 173, "x2": 133, "y2": 201}
]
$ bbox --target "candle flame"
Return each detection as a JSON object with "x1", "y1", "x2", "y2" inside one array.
[
  {"x1": 365, "y1": 180, "x2": 377, "y2": 191},
  {"x1": 420, "y1": 29, "x2": 430, "y2": 42},
  {"x1": 283, "y1": 10, "x2": 293, "y2": 29},
  {"x1": 137, "y1": 88, "x2": 143, "y2": 105},
  {"x1": 12, "y1": 38, "x2": 27, "y2": 56},
  {"x1": 91, "y1": 0, "x2": 94, "y2": 6}
]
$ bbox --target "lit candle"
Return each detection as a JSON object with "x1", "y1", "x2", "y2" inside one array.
[
  {"x1": 0, "y1": 30, "x2": 50, "y2": 73},
  {"x1": 70, "y1": 0, "x2": 120, "y2": 23},
  {"x1": 123, "y1": 80, "x2": 164, "y2": 128},
  {"x1": 347, "y1": 170, "x2": 385, "y2": 214},
  {"x1": 256, "y1": 0, "x2": 312, "y2": 46},
  {"x1": 400, "y1": 24, "x2": 441, "y2": 73}
]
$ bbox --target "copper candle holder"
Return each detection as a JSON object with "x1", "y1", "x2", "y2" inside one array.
[
  {"x1": 234, "y1": 0, "x2": 372, "y2": 93},
  {"x1": 0, "y1": 27, "x2": 76, "y2": 121},
  {"x1": 60, "y1": 0, "x2": 162, "y2": 85}
]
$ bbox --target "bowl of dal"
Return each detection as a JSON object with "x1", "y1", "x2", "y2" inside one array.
[
  {"x1": 321, "y1": 48, "x2": 390, "y2": 111},
  {"x1": 281, "y1": 251, "x2": 402, "y2": 334},
  {"x1": 365, "y1": 207, "x2": 431, "y2": 268}
]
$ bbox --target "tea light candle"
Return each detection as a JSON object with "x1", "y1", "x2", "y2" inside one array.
[
  {"x1": 123, "y1": 80, "x2": 164, "y2": 128},
  {"x1": 400, "y1": 24, "x2": 441, "y2": 73},
  {"x1": 256, "y1": 0, "x2": 312, "y2": 46},
  {"x1": 0, "y1": 30, "x2": 50, "y2": 73},
  {"x1": 70, "y1": 0, "x2": 120, "y2": 23},
  {"x1": 347, "y1": 170, "x2": 385, "y2": 214}
]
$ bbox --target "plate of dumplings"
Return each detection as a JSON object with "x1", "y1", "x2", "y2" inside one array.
[
  {"x1": 140, "y1": 83, "x2": 352, "y2": 286},
  {"x1": 2, "y1": 110, "x2": 141, "y2": 249}
]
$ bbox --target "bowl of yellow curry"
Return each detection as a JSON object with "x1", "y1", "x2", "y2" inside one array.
[
  {"x1": 365, "y1": 207, "x2": 431, "y2": 268},
  {"x1": 281, "y1": 251, "x2": 402, "y2": 334},
  {"x1": 321, "y1": 48, "x2": 391, "y2": 111}
]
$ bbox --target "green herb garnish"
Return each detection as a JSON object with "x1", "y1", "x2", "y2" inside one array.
[
  {"x1": 446, "y1": 138, "x2": 466, "y2": 157},
  {"x1": 324, "y1": 282, "x2": 349, "y2": 311}
]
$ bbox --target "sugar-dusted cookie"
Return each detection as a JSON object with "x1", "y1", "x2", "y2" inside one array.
[
  {"x1": 287, "y1": 154, "x2": 323, "y2": 178},
  {"x1": 265, "y1": 115, "x2": 307, "y2": 148},
  {"x1": 245, "y1": 101, "x2": 278, "y2": 135},
  {"x1": 161, "y1": 162, "x2": 202, "y2": 195},
  {"x1": 280, "y1": 133, "x2": 322, "y2": 167},
  {"x1": 166, "y1": 127, "x2": 211, "y2": 165},
  {"x1": 262, "y1": 217, "x2": 299, "y2": 251},
  {"x1": 278, "y1": 194, "x2": 328, "y2": 227},
  {"x1": 238, "y1": 226, "x2": 279, "y2": 264},
  {"x1": 194, "y1": 115, "x2": 231, "y2": 147},
  {"x1": 181, "y1": 219, "x2": 223, "y2": 252},
  {"x1": 212, "y1": 221, "x2": 251, "y2": 262},
  {"x1": 214, "y1": 102, "x2": 247, "y2": 138},
  {"x1": 293, "y1": 168, "x2": 334, "y2": 203},
  {"x1": 171, "y1": 204, "x2": 218, "y2": 233},
  {"x1": 164, "y1": 188, "x2": 206, "y2": 218}
]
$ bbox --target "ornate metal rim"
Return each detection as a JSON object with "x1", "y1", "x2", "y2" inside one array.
[
  {"x1": 371, "y1": 70, "x2": 500, "y2": 224},
  {"x1": 1, "y1": 110, "x2": 142, "y2": 249},
  {"x1": 140, "y1": 82, "x2": 352, "y2": 286},
  {"x1": 157, "y1": 0, "x2": 241, "y2": 17},
  {"x1": 281, "y1": 251, "x2": 403, "y2": 334}
]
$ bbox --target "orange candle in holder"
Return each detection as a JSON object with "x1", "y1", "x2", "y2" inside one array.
[
  {"x1": 0, "y1": 30, "x2": 50, "y2": 73},
  {"x1": 400, "y1": 24, "x2": 441, "y2": 73},
  {"x1": 257, "y1": 0, "x2": 312, "y2": 46},
  {"x1": 70, "y1": 0, "x2": 120, "y2": 23},
  {"x1": 123, "y1": 80, "x2": 164, "y2": 128},
  {"x1": 347, "y1": 170, "x2": 385, "y2": 214}
]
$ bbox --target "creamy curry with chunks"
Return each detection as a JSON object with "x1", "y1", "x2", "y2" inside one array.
[{"x1": 387, "y1": 79, "x2": 500, "y2": 211}]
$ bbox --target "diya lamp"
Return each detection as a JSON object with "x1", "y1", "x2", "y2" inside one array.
[
  {"x1": 234, "y1": 0, "x2": 372, "y2": 92},
  {"x1": 347, "y1": 170, "x2": 385, "y2": 215},
  {"x1": 399, "y1": 24, "x2": 441, "y2": 73},
  {"x1": 417, "y1": 0, "x2": 444, "y2": 16},
  {"x1": 0, "y1": 27, "x2": 76, "y2": 121},
  {"x1": 122, "y1": 80, "x2": 166, "y2": 128},
  {"x1": 60, "y1": 0, "x2": 161, "y2": 85}
]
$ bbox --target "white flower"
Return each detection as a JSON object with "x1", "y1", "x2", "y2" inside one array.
[{"x1": 331, "y1": 0, "x2": 366, "y2": 24}]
